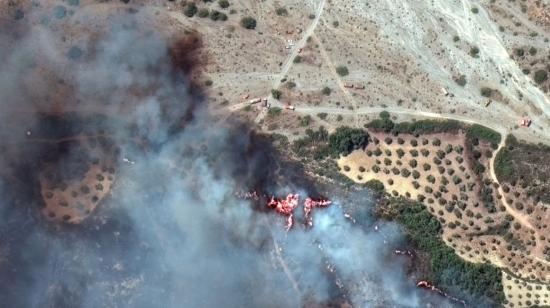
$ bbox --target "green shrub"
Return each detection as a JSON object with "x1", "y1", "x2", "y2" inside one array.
[
  {"x1": 466, "y1": 124, "x2": 501, "y2": 144},
  {"x1": 317, "y1": 112, "x2": 328, "y2": 120},
  {"x1": 367, "y1": 118, "x2": 394, "y2": 132},
  {"x1": 336, "y1": 66, "x2": 349, "y2": 76},
  {"x1": 471, "y1": 7, "x2": 479, "y2": 13},
  {"x1": 293, "y1": 56, "x2": 302, "y2": 63},
  {"x1": 210, "y1": 10, "x2": 227, "y2": 21},
  {"x1": 271, "y1": 89, "x2": 282, "y2": 100},
  {"x1": 240, "y1": 16, "x2": 257, "y2": 29},
  {"x1": 300, "y1": 115, "x2": 311, "y2": 127},
  {"x1": 322, "y1": 87, "x2": 331, "y2": 96},
  {"x1": 365, "y1": 179, "x2": 385, "y2": 194},
  {"x1": 380, "y1": 110, "x2": 390, "y2": 119},
  {"x1": 534, "y1": 69, "x2": 548, "y2": 84},
  {"x1": 328, "y1": 127, "x2": 369, "y2": 156},
  {"x1": 184, "y1": 3, "x2": 198, "y2": 17},
  {"x1": 218, "y1": 0, "x2": 230, "y2": 8}
]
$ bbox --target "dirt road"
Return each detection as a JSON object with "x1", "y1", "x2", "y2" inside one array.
[{"x1": 254, "y1": 0, "x2": 326, "y2": 123}]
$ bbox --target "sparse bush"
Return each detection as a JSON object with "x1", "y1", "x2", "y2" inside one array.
[
  {"x1": 470, "y1": 46, "x2": 480, "y2": 57},
  {"x1": 453, "y1": 175, "x2": 462, "y2": 185},
  {"x1": 396, "y1": 149, "x2": 405, "y2": 158},
  {"x1": 322, "y1": 87, "x2": 331, "y2": 96},
  {"x1": 455, "y1": 75, "x2": 467, "y2": 86},
  {"x1": 480, "y1": 87, "x2": 493, "y2": 97},
  {"x1": 423, "y1": 163, "x2": 431, "y2": 171},
  {"x1": 198, "y1": 8, "x2": 209, "y2": 17},
  {"x1": 210, "y1": 9, "x2": 227, "y2": 20},
  {"x1": 275, "y1": 7, "x2": 288, "y2": 16},
  {"x1": 267, "y1": 107, "x2": 282, "y2": 117},
  {"x1": 285, "y1": 81, "x2": 296, "y2": 89},
  {"x1": 317, "y1": 112, "x2": 328, "y2": 120},
  {"x1": 515, "y1": 48, "x2": 524, "y2": 57},
  {"x1": 184, "y1": 2, "x2": 198, "y2": 17}
]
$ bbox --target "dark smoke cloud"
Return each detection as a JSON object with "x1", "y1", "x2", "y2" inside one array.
[{"x1": 0, "y1": 5, "x2": 459, "y2": 308}]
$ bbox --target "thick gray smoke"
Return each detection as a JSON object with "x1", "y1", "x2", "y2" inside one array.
[{"x1": 0, "y1": 5, "x2": 458, "y2": 308}]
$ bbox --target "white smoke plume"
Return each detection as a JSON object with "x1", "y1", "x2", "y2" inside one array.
[{"x1": 0, "y1": 4, "x2": 461, "y2": 308}]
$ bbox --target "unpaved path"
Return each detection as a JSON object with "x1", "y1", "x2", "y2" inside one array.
[
  {"x1": 254, "y1": 0, "x2": 326, "y2": 123},
  {"x1": 293, "y1": 104, "x2": 546, "y2": 236},
  {"x1": 489, "y1": 139, "x2": 537, "y2": 231}
]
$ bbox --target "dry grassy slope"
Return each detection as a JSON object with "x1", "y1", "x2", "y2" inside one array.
[
  {"x1": 35, "y1": 0, "x2": 548, "y2": 147},
  {"x1": 337, "y1": 130, "x2": 550, "y2": 307}
]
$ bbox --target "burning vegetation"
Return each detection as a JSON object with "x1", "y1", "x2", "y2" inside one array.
[{"x1": 238, "y1": 191, "x2": 331, "y2": 230}]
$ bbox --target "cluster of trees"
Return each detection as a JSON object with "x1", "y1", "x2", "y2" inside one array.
[
  {"x1": 466, "y1": 124, "x2": 501, "y2": 146},
  {"x1": 328, "y1": 126, "x2": 369, "y2": 156},
  {"x1": 292, "y1": 127, "x2": 330, "y2": 159},
  {"x1": 291, "y1": 126, "x2": 369, "y2": 160},
  {"x1": 367, "y1": 113, "x2": 463, "y2": 136},
  {"x1": 380, "y1": 197, "x2": 505, "y2": 305},
  {"x1": 495, "y1": 134, "x2": 550, "y2": 203},
  {"x1": 183, "y1": 1, "x2": 229, "y2": 20}
]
